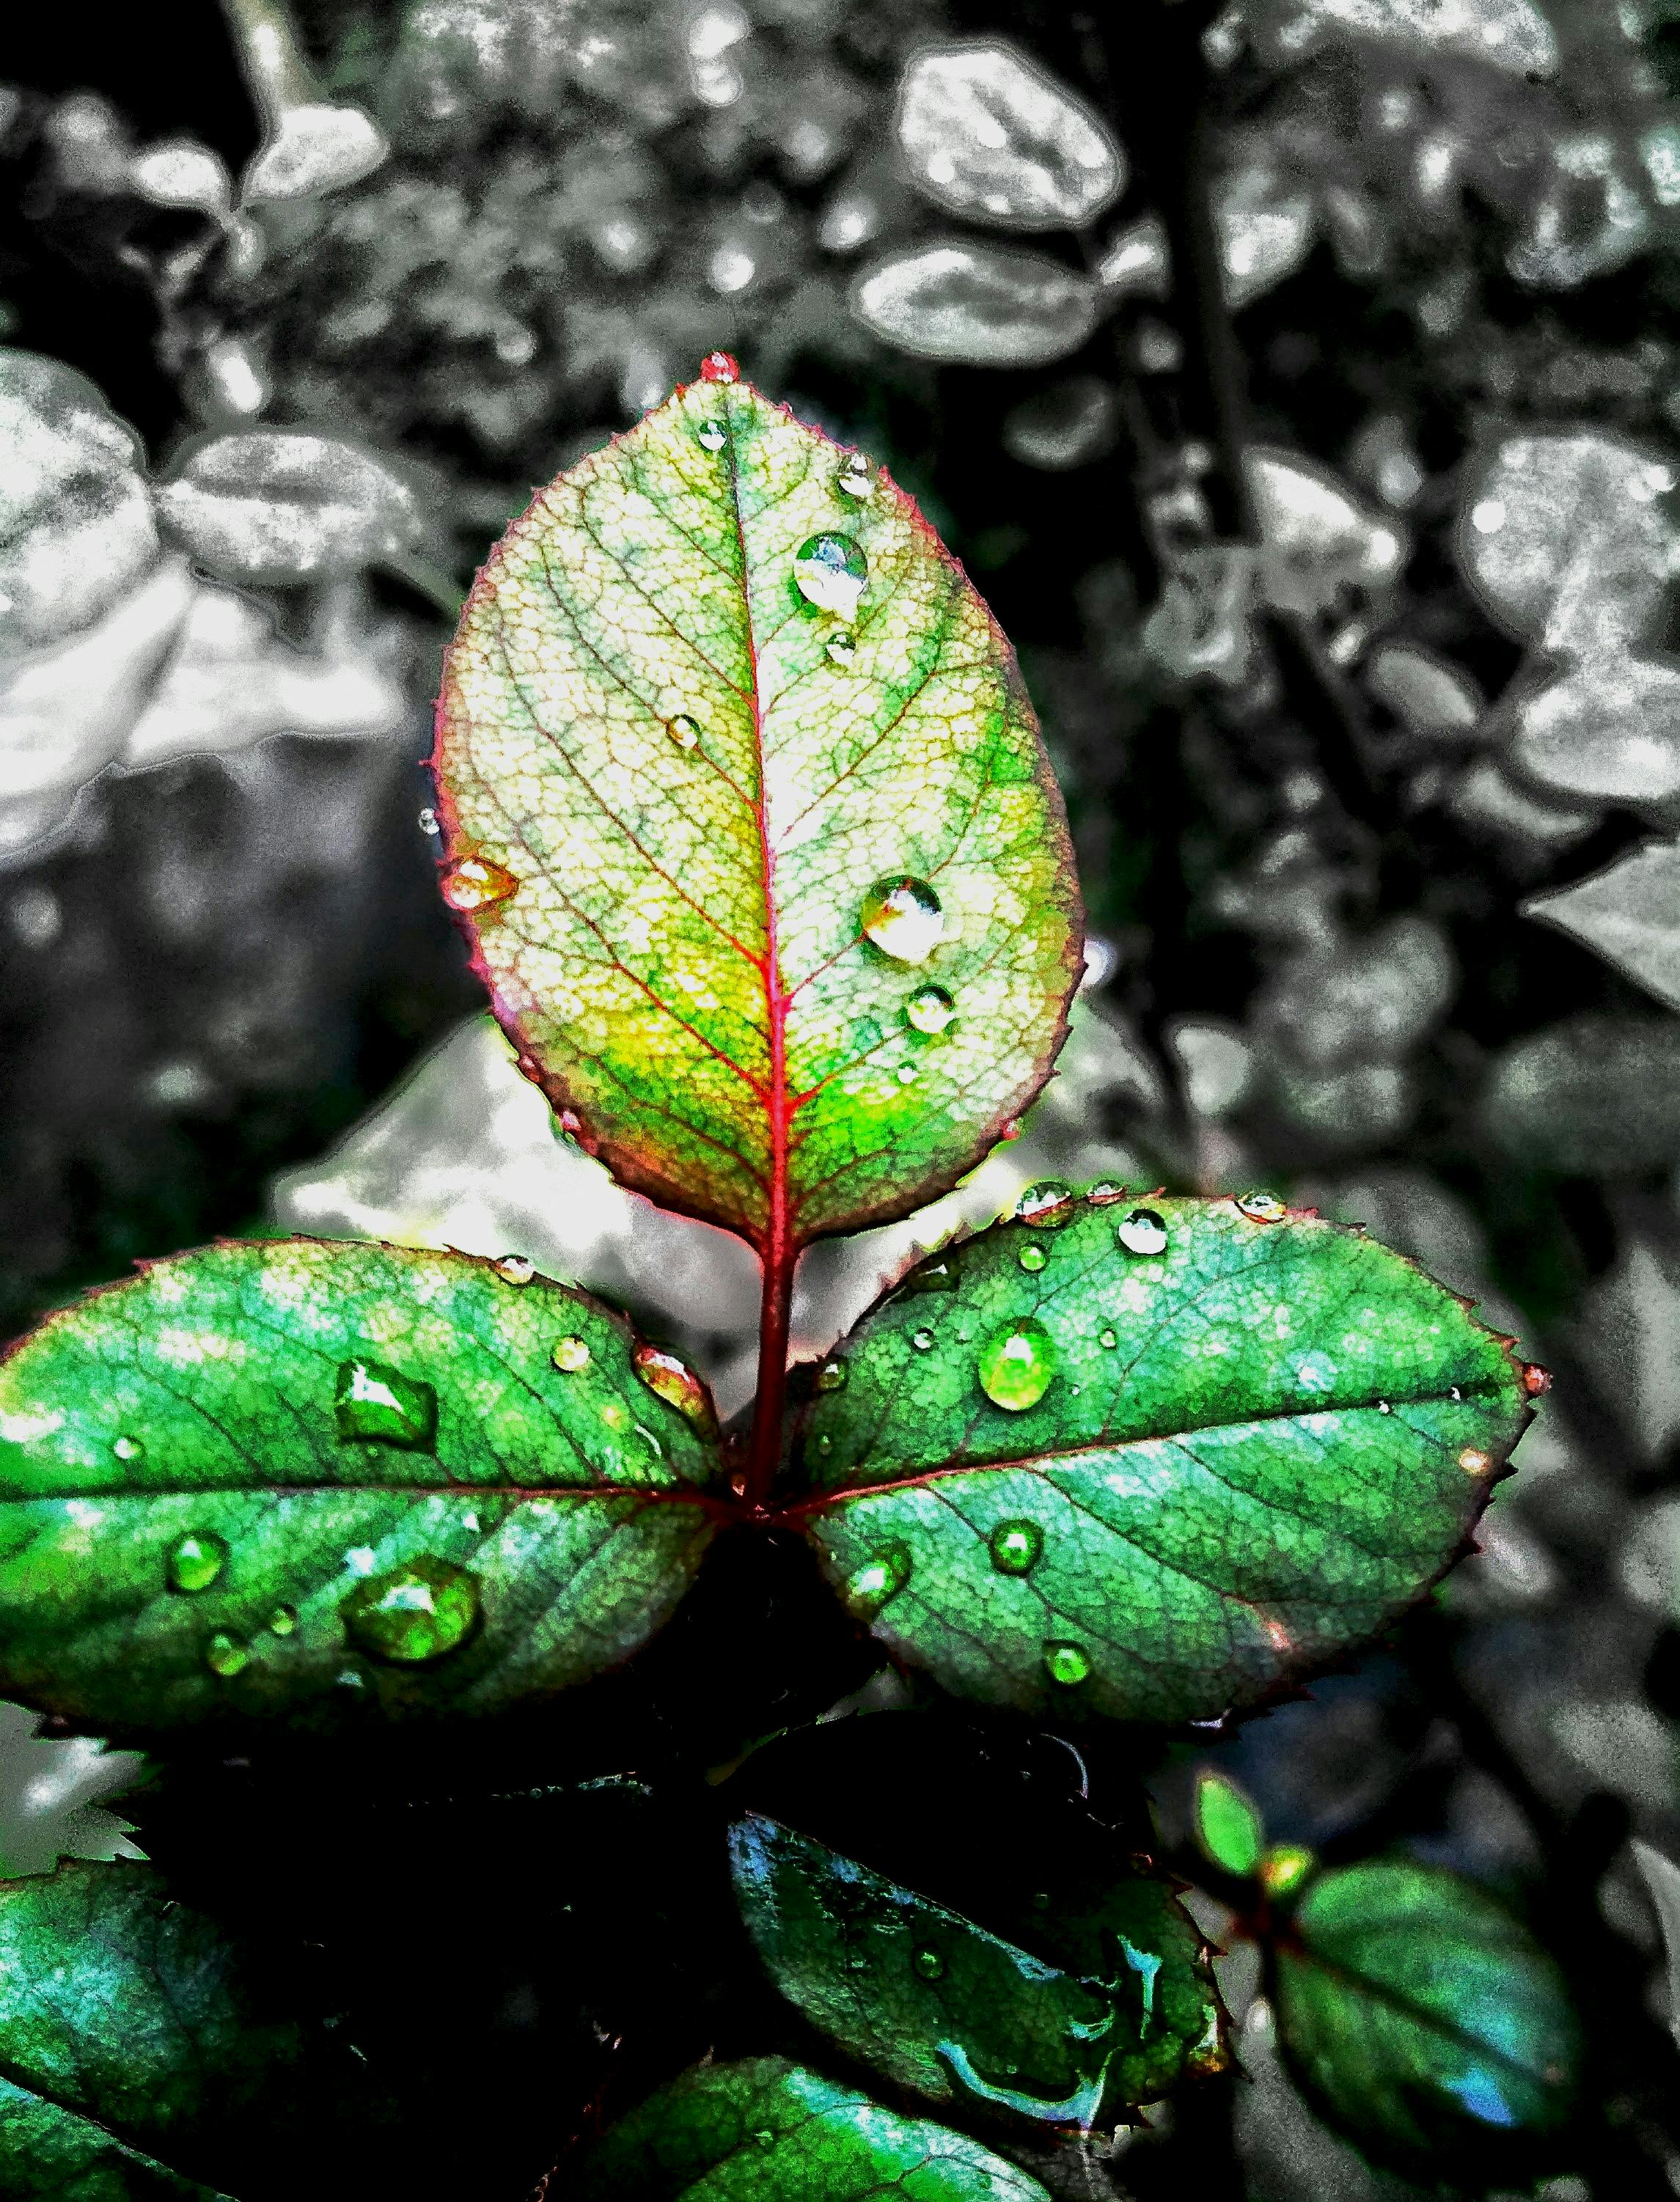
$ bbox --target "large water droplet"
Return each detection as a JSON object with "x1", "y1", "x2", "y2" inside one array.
[
  {"x1": 815, "y1": 1359, "x2": 848, "y2": 1392},
  {"x1": 112, "y1": 1435, "x2": 144, "y2": 1462},
  {"x1": 861, "y1": 876, "x2": 944, "y2": 964},
  {"x1": 341, "y1": 1556, "x2": 480, "y2": 1664},
  {"x1": 989, "y1": 1519, "x2": 1043, "y2": 1576},
  {"x1": 911, "y1": 1328, "x2": 936, "y2": 1351},
  {"x1": 912, "y1": 1945, "x2": 947, "y2": 1981},
  {"x1": 668, "y1": 714, "x2": 702, "y2": 750},
  {"x1": 1017, "y1": 1242, "x2": 1047, "y2": 1274},
  {"x1": 633, "y1": 1343, "x2": 716, "y2": 1431},
  {"x1": 826, "y1": 630, "x2": 857, "y2": 667},
  {"x1": 551, "y1": 1335, "x2": 592, "y2": 1373},
  {"x1": 167, "y1": 1532, "x2": 228, "y2": 1595},
  {"x1": 700, "y1": 351, "x2": 739, "y2": 383},
  {"x1": 793, "y1": 532, "x2": 867, "y2": 617},
  {"x1": 837, "y1": 452, "x2": 873, "y2": 500},
  {"x1": 1043, "y1": 1640, "x2": 1092, "y2": 1687},
  {"x1": 977, "y1": 1319, "x2": 1057, "y2": 1412},
  {"x1": 1235, "y1": 1190, "x2": 1287, "y2": 1224},
  {"x1": 333, "y1": 1358, "x2": 439, "y2": 1452},
  {"x1": 1117, "y1": 1207, "x2": 1168, "y2": 1256},
  {"x1": 1016, "y1": 1181, "x2": 1076, "y2": 1227},
  {"x1": 845, "y1": 1541, "x2": 911, "y2": 1618},
  {"x1": 440, "y1": 857, "x2": 518, "y2": 914},
  {"x1": 696, "y1": 420, "x2": 727, "y2": 452},
  {"x1": 205, "y1": 1632, "x2": 249, "y2": 1678},
  {"x1": 495, "y1": 1253, "x2": 536, "y2": 1285},
  {"x1": 905, "y1": 985, "x2": 956, "y2": 1035}
]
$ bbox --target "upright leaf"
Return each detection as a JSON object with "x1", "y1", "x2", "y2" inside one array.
[
  {"x1": 728, "y1": 1813, "x2": 1220, "y2": 2131},
  {"x1": 0, "y1": 1241, "x2": 722, "y2": 1731},
  {"x1": 574, "y1": 2056, "x2": 1052, "y2": 2202},
  {"x1": 1272, "y1": 1858, "x2": 1579, "y2": 2164},
  {"x1": 894, "y1": 42, "x2": 1125, "y2": 231},
  {"x1": 433, "y1": 367, "x2": 1081, "y2": 1254},
  {"x1": 790, "y1": 1190, "x2": 1532, "y2": 1722},
  {"x1": 853, "y1": 246, "x2": 1102, "y2": 367}
]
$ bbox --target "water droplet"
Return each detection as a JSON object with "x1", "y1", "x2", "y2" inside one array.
[
  {"x1": 903, "y1": 1258, "x2": 955, "y2": 1293},
  {"x1": 551, "y1": 1335, "x2": 592, "y2": 1373},
  {"x1": 845, "y1": 1541, "x2": 911, "y2": 1618},
  {"x1": 333, "y1": 1358, "x2": 439, "y2": 1452},
  {"x1": 696, "y1": 420, "x2": 727, "y2": 452},
  {"x1": 905, "y1": 985, "x2": 956, "y2": 1036},
  {"x1": 815, "y1": 1359, "x2": 848, "y2": 1392},
  {"x1": 1236, "y1": 1190, "x2": 1287, "y2": 1224},
  {"x1": 1450, "y1": 1386, "x2": 1463, "y2": 1403},
  {"x1": 167, "y1": 1532, "x2": 228, "y2": 1594},
  {"x1": 418, "y1": 807, "x2": 441, "y2": 837},
  {"x1": 668, "y1": 713, "x2": 702, "y2": 750},
  {"x1": 989, "y1": 1519, "x2": 1043, "y2": 1576},
  {"x1": 633, "y1": 1343, "x2": 716, "y2": 1431},
  {"x1": 700, "y1": 351, "x2": 739, "y2": 383},
  {"x1": 815, "y1": 1433, "x2": 833, "y2": 1456},
  {"x1": 1016, "y1": 1181, "x2": 1076, "y2": 1227},
  {"x1": 793, "y1": 532, "x2": 867, "y2": 617},
  {"x1": 205, "y1": 1632, "x2": 249, "y2": 1678},
  {"x1": 911, "y1": 1328, "x2": 936, "y2": 1351},
  {"x1": 837, "y1": 452, "x2": 873, "y2": 499},
  {"x1": 342, "y1": 1556, "x2": 480, "y2": 1664},
  {"x1": 112, "y1": 1435, "x2": 144, "y2": 1462},
  {"x1": 268, "y1": 1604, "x2": 297, "y2": 1637},
  {"x1": 495, "y1": 1253, "x2": 536, "y2": 1285},
  {"x1": 1378, "y1": 1399, "x2": 1393, "y2": 1414},
  {"x1": 1098, "y1": 1327, "x2": 1118, "y2": 1350},
  {"x1": 1459, "y1": 1447, "x2": 1493, "y2": 1476},
  {"x1": 1087, "y1": 1181, "x2": 1128, "y2": 1205},
  {"x1": 896, "y1": 1063, "x2": 917, "y2": 1085},
  {"x1": 440, "y1": 856, "x2": 518, "y2": 914},
  {"x1": 1521, "y1": 1362, "x2": 1552, "y2": 1397},
  {"x1": 977, "y1": 1319, "x2": 1057, "y2": 1412},
  {"x1": 1017, "y1": 1241, "x2": 1047, "y2": 1274},
  {"x1": 911, "y1": 1945, "x2": 946, "y2": 1981},
  {"x1": 860, "y1": 876, "x2": 944, "y2": 964},
  {"x1": 752, "y1": 2130, "x2": 775, "y2": 2150},
  {"x1": 1117, "y1": 1207, "x2": 1168, "y2": 1257},
  {"x1": 1044, "y1": 1640, "x2": 1092, "y2": 1687},
  {"x1": 1000, "y1": 1118, "x2": 1024, "y2": 1141}
]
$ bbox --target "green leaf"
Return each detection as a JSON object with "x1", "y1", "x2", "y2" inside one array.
[
  {"x1": 1192, "y1": 1769, "x2": 1263, "y2": 1879},
  {"x1": 0, "y1": 1860, "x2": 355, "y2": 2201},
  {"x1": 728, "y1": 1813, "x2": 1221, "y2": 2131},
  {"x1": 432, "y1": 364, "x2": 1082, "y2": 1250},
  {"x1": 791, "y1": 1190, "x2": 1531, "y2": 1722},
  {"x1": 1272, "y1": 1857, "x2": 1579, "y2": 2164},
  {"x1": 573, "y1": 2056, "x2": 1052, "y2": 2202},
  {"x1": 0, "y1": 1239, "x2": 723, "y2": 1731}
]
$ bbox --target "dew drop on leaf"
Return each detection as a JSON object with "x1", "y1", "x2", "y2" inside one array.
[
  {"x1": 1087, "y1": 1181, "x2": 1127, "y2": 1205},
  {"x1": 333, "y1": 1358, "x2": 439, "y2": 1451},
  {"x1": 826, "y1": 629, "x2": 857, "y2": 667},
  {"x1": 1522, "y1": 1362, "x2": 1552, "y2": 1396},
  {"x1": 696, "y1": 421, "x2": 727, "y2": 452},
  {"x1": 906, "y1": 984, "x2": 957, "y2": 1035},
  {"x1": 267, "y1": 1604, "x2": 297, "y2": 1637},
  {"x1": 1236, "y1": 1190, "x2": 1287, "y2": 1223},
  {"x1": 1043, "y1": 1640, "x2": 1092, "y2": 1687},
  {"x1": 668, "y1": 714, "x2": 702, "y2": 750},
  {"x1": 860, "y1": 875, "x2": 944, "y2": 964},
  {"x1": 988, "y1": 1519, "x2": 1044, "y2": 1576},
  {"x1": 1117, "y1": 1207, "x2": 1169, "y2": 1256},
  {"x1": 440, "y1": 856, "x2": 518, "y2": 913},
  {"x1": 205, "y1": 1632, "x2": 249, "y2": 1678},
  {"x1": 911, "y1": 1328, "x2": 936, "y2": 1351},
  {"x1": 112, "y1": 1435, "x2": 144, "y2": 1462},
  {"x1": 1016, "y1": 1180, "x2": 1076, "y2": 1227},
  {"x1": 495, "y1": 1253, "x2": 537, "y2": 1285},
  {"x1": 897, "y1": 1064, "x2": 918, "y2": 1085},
  {"x1": 1018, "y1": 1242, "x2": 1047, "y2": 1273},
  {"x1": 167, "y1": 1532, "x2": 228, "y2": 1595},
  {"x1": 633, "y1": 1343, "x2": 716, "y2": 1429},
  {"x1": 837, "y1": 452, "x2": 873, "y2": 499},
  {"x1": 977, "y1": 1318, "x2": 1057, "y2": 1411},
  {"x1": 912, "y1": 1945, "x2": 947, "y2": 1981},
  {"x1": 418, "y1": 807, "x2": 441, "y2": 837},
  {"x1": 845, "y1": 1541, "x2": 912, "y2": 1618},
  {"x1": 815, "y1": 1359, "x2": 847, "y2": 1392},
  {"x1": 904, "y1": 1258, "x2": 955, "y2": 1293},
  {"x1": 793, "y1": 532, "x2": 867, "y2": 617},
  {"x1": 1459, "y1": 1447, "x2": 1493, "y2": 1476},
  {"x1": 752, "y1": 2130, "x2": 776, "y2": 2151},
  {"x1": 551, "y1": 1335, "x2": 592, "y2": 1373},
  {"x1": 341, "y1": 1557, "x2": 480, "y2": 1665},
  {"x1": 1098, "y1": 1326, "x2": 1118, "y2": 1349},
  {"x1": 700, "y1": 351, "x2": 739, "y2": 383}
]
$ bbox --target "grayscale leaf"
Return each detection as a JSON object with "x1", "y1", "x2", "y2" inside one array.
[
  {"x1": 1514, "y1": 659, "x2": 1680, "y2": 806},
  {"x1": 1524, "y1": 840, "x2": 1680, "y2": 1013},
  {"x1": 895, "y1": 42, "x2": 1123, "y2": 232},
  {"x1": 853, "y1": 243, "x2": 1101, "y2": 367}
]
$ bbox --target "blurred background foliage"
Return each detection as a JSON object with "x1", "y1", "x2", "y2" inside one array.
[{"x1": 2, "y1": 0, "x2": 1680, "y2": 2192}]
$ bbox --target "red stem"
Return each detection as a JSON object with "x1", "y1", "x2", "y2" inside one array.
[{"x1": 745, "y1": 1230, "x2": 796, "y2": 1515}]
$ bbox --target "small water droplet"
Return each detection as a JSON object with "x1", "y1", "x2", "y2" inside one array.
[
  {"x1": 551, "y1": 1335, "x2": 591, "y2": 1373},
  {"x1": 1459, "y1": 1447, "x2": 1493, "y2": 1476},
  {"x1": 911, "y1": 1945, "x2": 946, "y2": 1981},
  {"x1": 112, "y1": 1435, "x2": 144, "y2": 1462},
  {"x1": 911, "y1": 1328, "x2": 936, "y2": 1351},
  {"x1": 989, "y1": 1519, "x2": 1043, "y2": 1577},
  {"x1": 1378, "y1": 1399, "x2": 1393, "y2": 1414},
  {"x1": 700, "y1": 351, "x2": 739, "y2": 383},
  {"x1": 1449, "y1": 1386, "x2": 1463, "y2": 1403},
  {"x1": 696, "y1": 420, "x2": 727, "y2": 452},
  {"x1": 896, "y1": 1063, "x2": 917, "y2": 1085},
  {"x1": 825, "y1": 628, "x2": 857, "y2": 668},
  {"x1": 167, "y1": 1532, "x2": 228, "y2": 1594},
  {"x1": 977, "y1": 1319, "x2": 1057, "y2": 1412},
  {"x1": 267, "y1": 1604, "x2": 297, "y2": 1637},
  {"x1": 440, "y1": 857, "x2": 518, "y2": 914},
  {"x1": 845, "y1": 1541, "x2": 911, "y2": 1618},
  {"x1": 205, "y1": 1632, "x2": 249, "y2": 1678},
  {"x1": 1016, "y1": 1181, "x2": 1076, "y2": 1227},
  {"x1": 342, "y1": 1556, "x2": 480, "y2": 1664},
  {"x1": 1087, "y1": 1181, "x2": 1128, "y2": 1205},
  {"x1": 815, "y1": 1359, "x2": 848, "y2": 1392},
  {"x1": 418, "y1": 807, "x2": 441, "y2": 837},
  {"x1": 1098, "y1": 1327, "x2": 1118, "y2": 1350},
  {"x1": 1117, "y1": 1207, "x2": 1168, "y2": 1257},
  {"x1": 334, "y1": 1358, "x2": 439, "y2": 1452},
  {"x1": 860, "y1": 876, "x2": 944, "y2": 964},
  {"x1": 1000, "y1": 1118, "x2": 1024, "y2": 1142},
  {"x1": 633, "y1": 1343, "x2": 716, "y2": 1431},
  {"x1": 1017, "y1": 1241, "x2": 1047, "y2": 1274},
  {"x1": 668, "y1": 713, "x2": 702, "y2": 750},
  {"x1": 903, "y1": 1258, "x2": 955, "y2": 1293},
  {"x1": 837, "y1": 452, "x2": 873, "y2": 499},
  {"x1": 495, "y1": 1253, "x2": 536, "y2": 1285},
  {"x1": 905, "y1": 985, "x2": 956, "y2": 1036},
  {"x1": 815, "y1": 1433, "x2": 833, "y2": 1456},
  {"x1": 1521, "y1": 1362, "x2": 1551, "y2": 1397},
  {"x1": 1236, "y1": 1190, "x2": 1287, "y2": 1223},
  {"x1": 793, "y1": 532, "x2": 867, "y2": 617},
  {"x1": 752, "y1": 2130, "x2": 775, "y2": 2151},
  {"x1": 1043, "y1": 1640, "x2": 1092, "y2": 1687}
]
